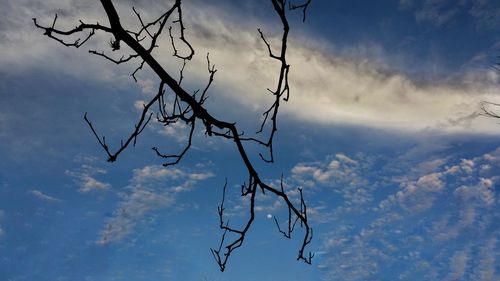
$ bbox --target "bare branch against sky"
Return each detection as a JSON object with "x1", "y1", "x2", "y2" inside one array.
[{"x1": 34, "y1": 0, "x2": 314, "y2": 271}]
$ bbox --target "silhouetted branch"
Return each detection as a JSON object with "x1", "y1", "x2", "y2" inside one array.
[
  {"x1": 33, "y1": 15, "x2": 105, "y2": 48},
  {"x1": 88, "y1": 50, "x2": 139, "y2": 64},
  {"x1": 152, "y1": 118, "x2": 195, "y2": 167},
  {"x1": 481, "y1": 101, "x2": 500, "y2": 119},
  {"x1": 289, "y1": 0, "x2": 312, "y2": 22},
  {"x1": 36, "y1": 0, "x2": 314, "y2": 272}
]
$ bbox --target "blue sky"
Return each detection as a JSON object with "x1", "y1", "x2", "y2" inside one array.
[{"x1": 1, "y1": 0, "x2": 500, "y2": 280}]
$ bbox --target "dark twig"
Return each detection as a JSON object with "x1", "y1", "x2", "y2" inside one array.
[
  {"x1": 289, "y1": 0, "x2": 312, "y2": 22},
  {"x1": 481, "y1": 101, "x2": 500, "y2": 118}
]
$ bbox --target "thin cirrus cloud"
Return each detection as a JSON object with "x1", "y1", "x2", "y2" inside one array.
[
  {"x1": 97, "y1": 184, "x2": 174, "y2": 245},
  {"x1": 163, "y1": 2, "x2": 500, "y2": 134},
  {"x1": 28, "y1": 189, "x2": 62, "y2": 203},
  {"x1": 65, "y1": 163, "x2": 112, "y2": 193},
  {"x1": 2, "y1": 1, "x2": 499, "y2": 135},
  {"x1": 98, "y1": 164, "x2": 213, "y2": 245}
]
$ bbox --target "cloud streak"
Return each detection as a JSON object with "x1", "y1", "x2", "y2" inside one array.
[
  {"x1": 65, "y1": 163, "x2": 112, "y2": 193},
  {"x1": 98, "y1": 164, "x2": 213, "y2": 245},
  {"x1": 1, "y1": 1, "x2": 499, "y2": 135},
  {"x1": 29, "y1": 189, "x2": 61, "y2": 203},
  {"x1": 97, "y1": 184, "x2": 173, "y2": 245}
]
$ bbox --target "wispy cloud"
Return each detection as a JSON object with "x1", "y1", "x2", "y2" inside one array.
[
  {"x1": 175, "y1": 6, "x2": 500, "y2": 133},
  {"x1": 473, "y1": 237, "x2": 498, "y2": 281},
  {"x1": 78, "y1": 175, "x2": 111, "y2": 192},
  {"x1": 65, "y1": 159, "x2": 112, "y2": 193},
  {"x1": 97, "y1": 184, "x2": 174, "y2": 245},
  {"x1": 98, "y1": 164, "x2": 213, "y2": 245},
  {"x1": 158, "y1": 122, "x2": 189, "y2": 144},
  {"x1": 29, "y1": 189, "x2": 61, "y2": 203},
  {"x1": 130, "y1": 165, "x2": 214, "y2": 193},
  {"x1": 291, "y1": 153, "x2": 374, "y2": 210},
  {"x1": 131, "y1": 165, "x2": 186, "y2": 183},
  {"x1": 2, "y1": 0, "x2": 499, "y2": 134},
  {"x1": 446, "y1": 249, "x2": 469, "y2": 281}
]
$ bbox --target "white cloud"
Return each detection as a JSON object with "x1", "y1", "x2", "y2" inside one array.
[
  {"x1": 158, "y1": 121, "x2": 189, "y2": 143},
  {"x1": 328, "y1": 160, "x2": 341, "y2": 170},
  {"x1": 444, "y1": 165, "x2": 460, "y2": 175},
  {"x1": 97, "y1": 185, "x2": 174, "y2": 245},
  {"x1": 289, "y1": 153, "x2": 374, "y2": 218},
  {"x1": 399, "y1": 170, "x2": 467, "y2": 212},
  {"x1": 171, "y1": 175, "x2": 213, "y2": 193},
  {"x1": 131, "y1": 165, "x2": 185, "y2": 184},
  {"x1": 29, "y1": 189, "x2": 61, "y2": 203},
  {"x1": 291, "y1": 163, "x2": 319, "y2": 176},
  {"x1": 0, "y1": 0, "x2": 124, "y2": 80},
  {"x1": 65, "y1": 161, "x2": 112, "y2": 193},
  {"x1": 416, "y1": 172, "x2": 444, "y2": 191},
  {"x1": 132, "y1": 165, "x2": 214, "y2": 192},
  {"x1": 460, "y1": 158, "x2": 475, "y2": 174},
  {"x1": 188, "y1": 172, "x2": 214, "y2": 181},
  {"x1": 480, "y1": 177, "x2": 493, "y2": 188},
  {"x1": 79, "y1": 175, "x2": 111, "y2": 192},
  {"x1": 292, "y1": 153, "x2": 363, "y2": 186},
  {"x1": 1, "y1": 0, "x2": 499, "y2": 135},
  {"x1": 454, "y1": 178, "x2": 496, "y2": 206},
  {"x1": 335, "y1": 153, "x2": 358, "y2": 165},
  {"x1": 137, "y1": 78, "x2": 157, "y2": 95},
  {"x1": 283, "y1": 46, "x2": 499, "y2": 133},
  {"x1": 98, "y1": 164, "x2": 213, "y2": 244},
  {"x1": 185, "y1": 8, "x2": 500, "y2": 134},
  {"x1": 134, "y1": 100, "x2": 147, "y2": 111}
]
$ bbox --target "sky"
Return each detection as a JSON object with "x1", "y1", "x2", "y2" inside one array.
[{"x1": 0, "y1": 0, "x2": 500, "y2": 280}]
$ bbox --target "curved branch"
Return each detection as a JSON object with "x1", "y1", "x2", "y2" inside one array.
[
  {"x1": 33, "y1": 15, "x2": 110, "y2": 47},
  {"x1": 37, "y1": 0, "x2": 314, "y2": 272}
]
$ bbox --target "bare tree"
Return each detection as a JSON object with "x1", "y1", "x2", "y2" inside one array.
[{"x1": 34, "y1": 0, "x2": 313, "y2": 271}]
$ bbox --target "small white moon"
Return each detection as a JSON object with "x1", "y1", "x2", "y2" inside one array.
[{"x1": 266, "y1": 214, "x2": 272, "y2": 219}]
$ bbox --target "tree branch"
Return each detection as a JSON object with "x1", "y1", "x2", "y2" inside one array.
[{"x1": 36, "y1": 0, "x2": 314, "y2": 271}]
